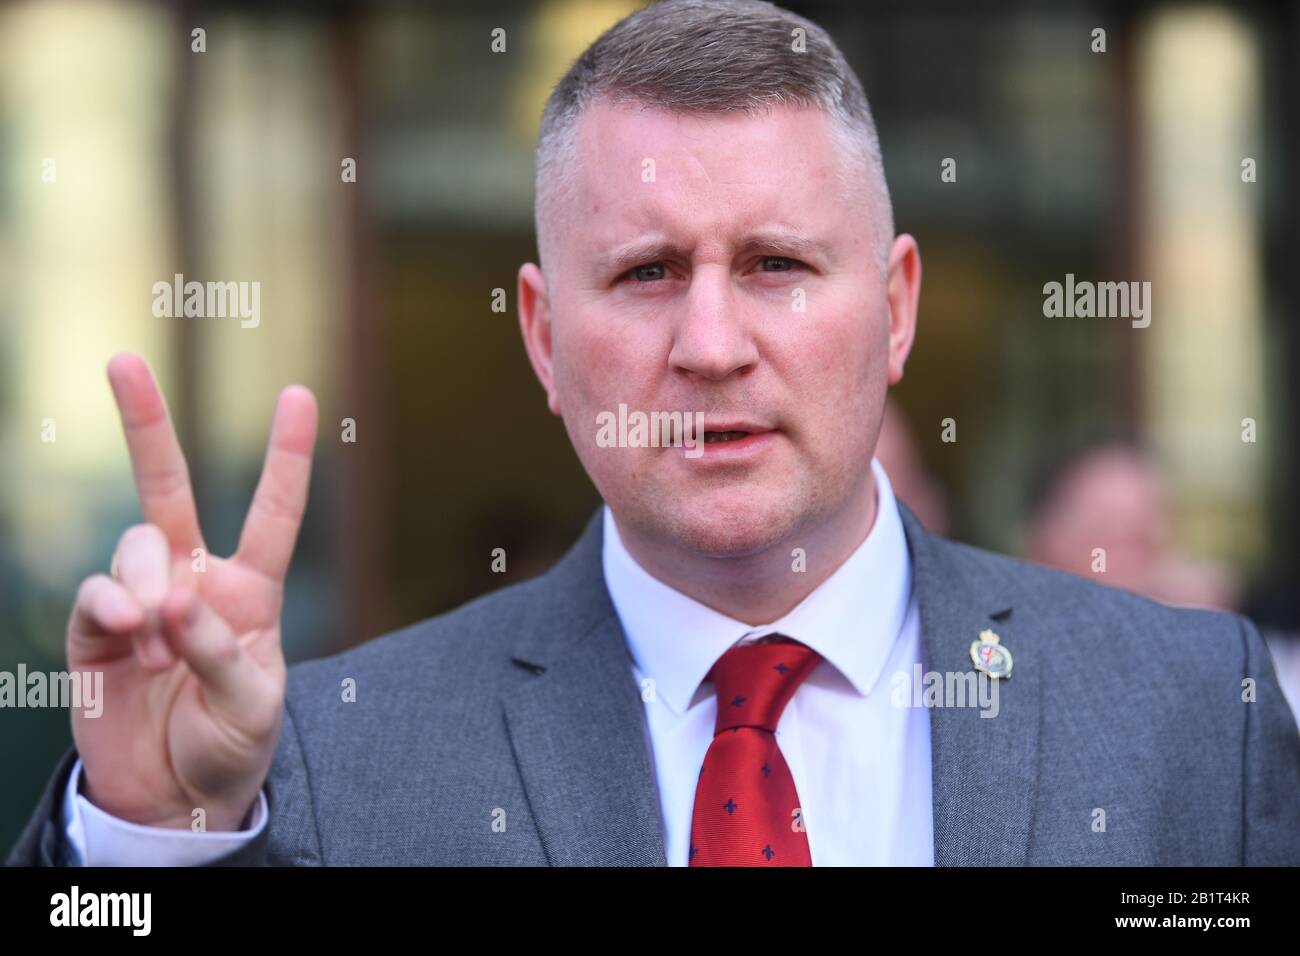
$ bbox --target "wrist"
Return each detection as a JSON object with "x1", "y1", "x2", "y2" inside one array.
[{"x1": 81, "y1": 777, "x2": 255, "y2": 832}]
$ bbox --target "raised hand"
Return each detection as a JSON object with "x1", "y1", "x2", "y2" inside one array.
[{"x1": 67, "y1": 352, "x2": 318, "y2": 831}]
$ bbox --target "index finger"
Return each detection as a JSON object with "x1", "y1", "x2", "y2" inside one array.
[
  {"x1": 106, "y1": 353, "x2": 205, "y2": 554},
  {"x1": 235, "y1": 384, "x2": 318, "y2": 581}
]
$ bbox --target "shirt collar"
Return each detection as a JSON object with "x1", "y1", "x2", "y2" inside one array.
[{"x1": 601, "y1": 457, "x2": 914, "y2": 716}]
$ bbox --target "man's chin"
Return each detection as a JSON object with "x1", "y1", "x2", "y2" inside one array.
[{"x1": 654, "y1": 498, "x2": 802, "y2": 560}]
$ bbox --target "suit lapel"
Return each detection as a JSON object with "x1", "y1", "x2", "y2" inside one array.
[
  {"x1": 898, "y1": 503, "x2": 1042, "y2": 866},
  {"x1": 503, "y1": 503, "x2": 1043, "y2": 866},
  {"x1": 501, "y1": 510, "x2": 668, "y2": 866}
]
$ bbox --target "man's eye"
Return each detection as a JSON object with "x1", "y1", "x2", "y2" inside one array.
[
  {"x1": 760, "y1": 256, "x2": 796, "y2": 272},
  {"x1": 629, "y1": 262, "x2": 666, "y2": 282}
]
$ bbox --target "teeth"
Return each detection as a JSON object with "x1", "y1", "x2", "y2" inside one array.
[{"x1": 703, "y1": 431, "x2": 748, "y2": 444}]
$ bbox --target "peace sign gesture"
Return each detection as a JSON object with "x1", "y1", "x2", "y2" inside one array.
[{"x1": 68, "y1": 352, "x2": 318, "y2": 832}]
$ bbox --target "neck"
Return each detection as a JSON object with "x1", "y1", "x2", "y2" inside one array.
[{"x1": 613, "y1": 470, "x2": 880, "y2": 626}]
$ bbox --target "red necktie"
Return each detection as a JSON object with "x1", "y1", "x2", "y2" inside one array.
[{"x1": 689, "y1": 636, "x2": 823, "y2": 866}]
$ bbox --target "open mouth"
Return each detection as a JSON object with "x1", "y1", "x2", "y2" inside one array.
[{"x1": 702, "y1": 430, "x2": 750, "y2": 444}]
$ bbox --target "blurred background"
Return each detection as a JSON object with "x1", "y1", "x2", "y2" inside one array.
[{"x1": 2, "y1": 0, "x2": 1298, "y2": 849}]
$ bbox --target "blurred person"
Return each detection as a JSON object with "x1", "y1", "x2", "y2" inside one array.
[
  {"x1": 8, "y1": 0, "x2": 1298, "y2": 867},
  {"x1": 1025, "y1": 441, "x2": 1240, "y2": 611}
]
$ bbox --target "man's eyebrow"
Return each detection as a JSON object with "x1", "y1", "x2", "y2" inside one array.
[
  {"x1": 736, "y1": 231, "x2": 835, "y2": 264},
  {"x1": 594, "y1": 231, "x2": 834, "y2": 274},
  {"x1": 596, "y1": 238, "x2": 683, "y2": 276}
]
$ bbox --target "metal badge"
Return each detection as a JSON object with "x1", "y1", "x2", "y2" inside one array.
[{"x1": 970, "y1": 628, "x2": 1013, "y2": 679}]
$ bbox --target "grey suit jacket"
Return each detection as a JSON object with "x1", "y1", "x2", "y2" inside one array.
[{"x1": 9, "y1": 504, "x2": 1300, "y2": 865}]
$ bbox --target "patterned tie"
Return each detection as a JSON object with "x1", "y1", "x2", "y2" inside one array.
[{"x1": 688, "y1": 635, "x2": 823, "y2": 866}]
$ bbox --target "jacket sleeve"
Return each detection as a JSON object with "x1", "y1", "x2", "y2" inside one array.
[
  {"x1": 1238, "y1": 614, "x2": 1300, "y2": 865},
  {"x1": 5, "y1": 746, "x2": 79, "y2": 867},
  {"x1": 4, "y1": 698, "x2": 319, "y2": 867}
]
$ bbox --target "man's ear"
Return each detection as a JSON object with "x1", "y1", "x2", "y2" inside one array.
[
  {"x1": 518, "y1": 262, "x2": 561, "y2": 416},
  {"x1": 885, "y1": 234, "x2": 922, "y2": 385}
]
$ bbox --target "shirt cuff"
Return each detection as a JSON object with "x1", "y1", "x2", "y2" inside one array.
[{"x1": 62, "y1": 757, "x2": 267, "y2": 866}]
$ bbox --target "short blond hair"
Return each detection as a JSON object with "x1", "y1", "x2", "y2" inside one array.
[{"x1": 534, "y1": 0, "x2": 894, "y2": 277}]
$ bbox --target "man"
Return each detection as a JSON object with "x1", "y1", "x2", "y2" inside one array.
[
  {"x1": 8, "y1": 0, "x2": 1299, "y2": 867},
  {"x1": 1024, "y1": 440, "x2": 1240, "y2": 611}
]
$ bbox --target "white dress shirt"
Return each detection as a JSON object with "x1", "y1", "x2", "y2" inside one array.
[
  {"x1": 605, "y1": 457, "x2": 932, "y2": 866},
  {"x1": 63, "y1": 457, "x2": 932, "y2": 866},
  {"x1": 61, "y1": 760, "x2": 267, "y2": 865}
]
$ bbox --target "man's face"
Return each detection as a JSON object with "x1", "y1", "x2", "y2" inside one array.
[{"x1": 520, "y1": 99, "x2": 918, "y2": 559}]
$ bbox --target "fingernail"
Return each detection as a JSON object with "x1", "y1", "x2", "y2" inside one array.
[
  {"x1": 144, "y1": 632, "x2": 173, "y2": 668},
  {"x1": 110, "y1": 592, "x2": 140, "y2": 629}
]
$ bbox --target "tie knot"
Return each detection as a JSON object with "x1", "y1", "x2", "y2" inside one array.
[{"x1": 706, "y1": 636, "x2": 822, "y2": 735}]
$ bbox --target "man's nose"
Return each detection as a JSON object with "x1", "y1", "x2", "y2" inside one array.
[{"x1": 667, "y1": 265, "x2": 759, "y2": 381}]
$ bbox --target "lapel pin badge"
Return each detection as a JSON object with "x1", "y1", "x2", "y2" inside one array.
[{"x1": 970, "y1": 628, "x2": 1013, "y2": 679}]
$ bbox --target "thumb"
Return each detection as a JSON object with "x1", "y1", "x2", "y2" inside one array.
[{"x1": 159, "y1": 585, "x2": 277, "y2": 728}]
